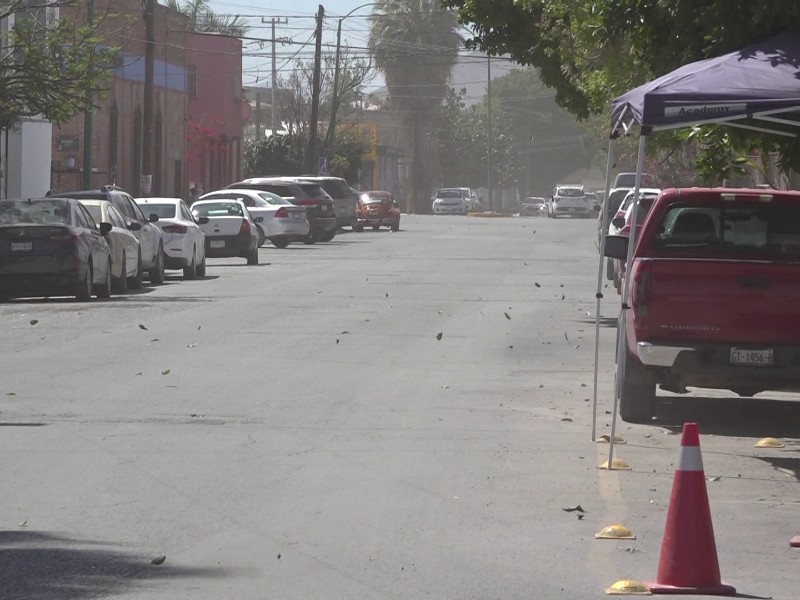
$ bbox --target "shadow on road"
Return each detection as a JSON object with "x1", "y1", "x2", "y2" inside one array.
[
  {"x1": 751, "y1": 455, "x2": 800, "y2": 482},
  {"x1": 0, "y1": 530, "x2": 227, "y2": 600},
  {"x1": 652, "y1": 395, "x2": 800, "y2": 438}
]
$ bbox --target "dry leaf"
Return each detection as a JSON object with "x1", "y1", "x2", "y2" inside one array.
[
  {"x1": 161, "y1": 369, "x2": 171, "y2": 376},
  {"x1": 138, "y1": 324, "x2": 148, "y2": 330},
  {"x1": 436, "y1": 332, "x2": 443, "y2": 341}
]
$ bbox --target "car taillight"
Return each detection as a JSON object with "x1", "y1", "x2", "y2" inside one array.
[
  {"x1": 275, "y1": 207, "x2": 288, "y2": 218},
  {"x1": 49, "y1": 234, "x2": 77, "y2": 245},
  {"x1": 162, "y1": 224, "x2": 187, "y2": 234},
  {"x1": 239, "y1": 219, "x2": 251, "y2": 234},
  {"x1": 631, "y1": 264, "x2": 651, "y2": 320}
]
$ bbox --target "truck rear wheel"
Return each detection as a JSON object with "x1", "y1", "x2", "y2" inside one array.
[{"x1": 619, "y1": 349, "x2": 656, "y2": 423}]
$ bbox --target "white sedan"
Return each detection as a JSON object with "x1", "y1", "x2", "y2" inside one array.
[
  {"x1": 198, "y1": 189, "x2": 309, "y2": 248},
  {"x1": 79, "y1": 199, "x2": 142, "y2": 292},
  {"x1": 135, "y1": 197, "x2": 208, "y2": 279}
]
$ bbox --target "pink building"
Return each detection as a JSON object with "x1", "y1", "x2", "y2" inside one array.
[{"x1": 185, "y1": 33, "x2": 247, "y2": 194}]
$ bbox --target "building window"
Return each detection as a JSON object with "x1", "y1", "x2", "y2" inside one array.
[{"x1": 187, "y1": 65, "x2": 197, "y2": 98}]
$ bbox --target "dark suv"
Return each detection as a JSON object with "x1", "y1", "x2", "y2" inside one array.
[
  {"x1": 226, "y1": 178, "x2": 337, "y2": 243},
  {"x1": 58, "y1": 186, "x2": 165, "y2": 285},
  {"x1": 289, "y1": 176, "x2": 358, "y2": 230}
]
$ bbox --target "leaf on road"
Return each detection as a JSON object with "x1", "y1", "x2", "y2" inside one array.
[
  {"x1": 139, "y1": 324, "x2": 148, "y2": 330},
  {"x1": 29, "y1": 319, "x2": 38, "y2": 325},
  {"x1": 534, "y1": 282, "x2": 541, "y2": 288},
  {"x1": 340, "y1": 331, "x2": 350, "y2": 335},
  {"x1": 336, "y1": 339, "x2": 340, "y2": 344},
  {"x1": 197, "y1": 325, "x2": 201, "y2": 330},
  {"x1": 436, "y1": 332, "x2": 443, "y2": 341},
  {"x1": 561, "y1": 417, "x2": 573, "y2": 422},
  {"x1": 504, "y1": 312, "x2": 511, "y2": 320},
  {"x1": 150, "y1": 555, "x2": 166, "y2": 565},
  {"x1": 561, "y1": 295, "x2": 565, "y2": 300},
  {"x1": 562, "y1": 505, "x2": 585, "y2": 513},
  {"x1": 18, "y1": 520, "x2": 27, "y2": 527},
  {"x1": 135, "y1": 372, "x2": 143, "y2": 376},
  {"x1": 161, "y1": 369, "x2": 171, "y2": 376},
  {"x1": 6, "y1": 392, "x2": 16, "y2": 396},
  {"x1": 385, "y1": 293, "x2": 389, "y2": 298},
  {"x1": 508, "y1": 345, "x2": 513, "y2": 349},
  {"x1": 564, "y1": 332, "x2": 570, "y2": 342},
  {"x1": 707, "y1": 476, "x2": 721, "y2": 482},
  {"x1": 187, "y1": 343, "x2": 198, "y2": 348},
  {"x1": 151, "y1": 338, "x2": 159, "y2": 342}
]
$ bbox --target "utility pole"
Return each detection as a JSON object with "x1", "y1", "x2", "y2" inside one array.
[
  {"x1": 487, "y1": 55, "x2": 493, "y2": 212},
  {"x1": 82, "y1": 0, "x2": 95, "y2": 189},
  {"x1": 326, "y1": 16, "x2": 343, "y2": 153},
  {"x1": 307, "y1": 4, "x2": 324, "y2": 174},
  {"x1": 142, "y1": 0, "x2": 156, "y2": 196},
  {"x1": 271, "y1": 18, "x2": 277, "y2": 134}
]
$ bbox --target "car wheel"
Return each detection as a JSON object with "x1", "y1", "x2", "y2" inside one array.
[
  {"x1": 96, "y1": 258, "x2": 112, "y2": 299},
  {"x1": 183, "y1": 247, "x2": 198, "y2": 279},
  {"x1": 75, "y1": 260, "x2": 93, "y2": 302},
  {"x1": 619, "y1": 348, "x2": 656, "y2": 424},
  {"x1": 246, "y1": 245, "x2": 259, "y2": 265},
  {"x1": 112, "y1": 251, "x2": 128, "y2": 294},
  {"x1": 149, "y1": 244, "x2": 166, "y2": 284},
  {"x1": 196, "y1": 251, "x2": 206, "y2": 277},
  {"x1": 303, "y1": 232, "x2": 319, "y2": 245},
  {"x1": 271, "y1": 236, "x2": 291, "y2": 249},
  {"x1": 128, "y1": 250, "x2": 143, "y2": 289},
  {"x1": 320, "y1": 228, "x2": 336, "y2": 242},
  {"x1": 353, "y1": 223, "x2": 364, "y2": 232},
  {"x1": 391, "y1": 221, "x2": 400, "y2": 232},
  {"x1": 256, "y1": 225, "x2": 266, "y2": 248}
]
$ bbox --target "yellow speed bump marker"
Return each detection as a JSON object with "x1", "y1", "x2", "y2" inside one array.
[
  {"x1": 597, "y1": 434, "x2": 627, "y2": 444},
  {"x1": 598, "y1": 458, "x2": 632, "y2": 470},
  {"x1": 755, "y1": 437, "x2": 784, "y2": 448},
  {"x1": 605, "y1": 579, "x2": 651, "y2": 595},
  {"x1": 595, "y1": 524, "x2": 636, "y2": 540}
]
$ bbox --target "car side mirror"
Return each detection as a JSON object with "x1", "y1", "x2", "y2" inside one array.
[
  {"x1": 603, "y1": 235, "x2": 629, "y2": 260},
  {"x1": 149, "y1": 213, "x2": 159, "y2": 223},
  {"x1": 611, "y1": 216, "x2": 626, "y2": 228},
  {"x1": 128, "y1": 221, "x2": 143, "y2": 231},
  {"x1": 196, "y1": 216, "x2": 209, "y2": 225},
  {"x1": 254, "y1": 216, "x2": 264, "y2": 223},
  {"x1": 99, "y1": 222, "x2": 113, "y2": 236}
]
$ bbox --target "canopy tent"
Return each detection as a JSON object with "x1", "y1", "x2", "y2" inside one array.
[{"x1": 591, "y1": 31, "x2": 800, "y2": 462}]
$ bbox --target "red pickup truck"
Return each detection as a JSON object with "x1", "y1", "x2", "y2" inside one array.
[{"x1": 604, "y1": 187, "x2": 800, "y2": 423}]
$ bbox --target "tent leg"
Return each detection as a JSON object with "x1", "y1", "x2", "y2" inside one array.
[{"x1": 591, "y1": 139, "x2": 616, "y2": 441}]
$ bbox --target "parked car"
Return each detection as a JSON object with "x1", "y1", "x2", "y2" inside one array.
[
  {"x1": 58, "y1": 186, "x2": 165, "y2": 284},
  {"x1": 519, "y1": 196, "x2": 547, "y2": 217},
  {"x1": 135, "y1": 198, "x2": 208, "y2": 279},
  {"x1": 599, "y1": 187, "x2": 636, "y2": 247},
  {"x1": 603, "y1": 187, "x2": 800, "y2": 422},
  {"x1": 354, "y1": 191, "x2": 401, "y2": 231},
  {"x1": 432, "y1": 188, "x2": 469, "y2": 215},
  {"x1": 226, "y1": 178, "x2": 336, "y2": 244},
  {"x1": 0, "y1": 197, "x2": 113, "y2": 301},
  {"x1": 190, "y1": 199, "x2": 260, "y2": 265},
  {"x1": 199, "y1": 189, "x2": 309, "y2": 249},
  {"x1": 602, "y1": 188, "x2": 661, "y2": 280},
  {"x1": 290, "y1": 176, "x2": 357, "y2": 231},
  {"x1": 610, "y1": 195, "x2": 658, "y2": 293},
  {"x1": 613, "y1": 172, "x2": 652, "y2": 188},
  {"x1": 79, "y1": 199, "x2": 142, "y2": 292},
  {"x1": 548, "y1": 184, "x2": 591, "y2": 218}
]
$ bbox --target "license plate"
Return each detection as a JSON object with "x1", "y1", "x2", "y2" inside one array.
[
  {"x1": 293, "y1": 213, "x2": 302, "y2": 220},
  {"x1": 210, "y1": 240, "x2": 225, "y2": 248},
  {"x1": 11, "y1": 242, "x2": 32, "y2": 252},
  {"x1": 730, "y1": 348, "x2": 773, "y2": 366}
]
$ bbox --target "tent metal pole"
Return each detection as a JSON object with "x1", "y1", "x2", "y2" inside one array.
[
  {"x1": 608, "y1": 133, "x2": 647, "y2": 466},
  {"x1": 591, "y1": 138, "x2": 615, "y2": 441}
]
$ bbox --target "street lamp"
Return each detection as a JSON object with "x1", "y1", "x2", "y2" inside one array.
[{"x1": 328, "y1": 2, "x2": 379, "y2": 153}]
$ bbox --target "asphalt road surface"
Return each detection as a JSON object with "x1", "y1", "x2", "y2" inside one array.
[{"x1": 1, "y1": 215, "x2": 798, "y2": 600}]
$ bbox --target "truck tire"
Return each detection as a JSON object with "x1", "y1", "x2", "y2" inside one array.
[{"x1": 619, "y1": 348, "x2": 656, "y2": 424}]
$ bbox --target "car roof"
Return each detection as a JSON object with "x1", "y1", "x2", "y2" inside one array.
[
  {"x1": 136, "y1": 197, "x2": 182, "y2": 203},
  {"x1": 192, "y1": 197, "x2": 245, "y2": 204},
  {"x1": 205, "y1": 188, "x2": 271, "y2": 196}
]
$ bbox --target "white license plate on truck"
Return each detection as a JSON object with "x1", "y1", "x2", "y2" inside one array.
[
  {"x1": 730, "y1": 348, "x2": 773, "y2": 366},
  {"x1": 210, "y1": 240, "x2": 225, "y2": 248}
]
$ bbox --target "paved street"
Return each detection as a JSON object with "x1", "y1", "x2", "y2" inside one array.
[{"x1": 0, "y1": 215, "x2": 798, "y2": 599}]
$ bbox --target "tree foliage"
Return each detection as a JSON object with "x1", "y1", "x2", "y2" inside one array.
[
  {"x1": 161, "y1": 0, "x2": 248, "y2": 36},
  {"x1": 0, "y1": 0, "x2": 117, "y2": 129},
  {"x1": 443, "y1": 0, "x2": 800, "y2": 179}
]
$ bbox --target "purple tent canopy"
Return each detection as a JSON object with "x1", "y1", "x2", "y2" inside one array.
[{"x1": 610, "y1": 31, "x2": 800, "y2": 136}]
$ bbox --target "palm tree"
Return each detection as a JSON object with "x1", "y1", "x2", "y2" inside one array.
[
  {"x1": 369, "y1": 0, "x2": 462, "y2": 213},
  {"x1": 163, "y1": 0, "x2": 248, "y2": 36}
]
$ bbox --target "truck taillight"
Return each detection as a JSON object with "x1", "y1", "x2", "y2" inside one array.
[
  {"x1": 239, "y1": 219, "x2": 251, "y2": 234},
  {"x1": 632, "y1": 265, "x2": 651, "y2": 319}
]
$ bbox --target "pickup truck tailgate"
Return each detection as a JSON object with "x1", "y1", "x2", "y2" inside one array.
[{"x1": 644, "y1": 259, "x2": 800, "y2": 345}]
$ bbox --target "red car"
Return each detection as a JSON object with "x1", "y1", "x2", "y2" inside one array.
[{"x1": 354, "y1": 191, "x2": 401, "y2": 232}]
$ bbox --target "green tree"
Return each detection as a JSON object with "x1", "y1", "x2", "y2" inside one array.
[
  {"x1": 443, "y1": 0, "x2": 800, "y2": 180},
  {"x1": 0, "y1": 1, "x2": 116, "y2": 129},
  {"x1": 369, "y1": 0, "x2": 462, "y2": 212},
  {"x1": 243, "y1": 134, "x2": 304, "y2": 178},
  {"x1": 161, "y1": 0, "x2": 248, "y2": 35}
]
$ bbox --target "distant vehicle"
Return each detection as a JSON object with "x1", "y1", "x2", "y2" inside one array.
[
  {"x1": 519, "y1": 196, "x2": 547, "y2": 217},
  {"x1": 0, "y1": 197, "x2": 113, "y2": 301},
  {"x1": 199, "y1": 189, "x2": 309, "y2": 249},
  {"x1": 613, "y1": 172, "x2": 652, "y2": 188},
  {"x1": 79, "y1": 199, "x2": 142, "y2": 292},
  {"x1": 191, "y1": 199, "x2": 260, "y2": 265},
  {"x1": 226, "y1": 177, "x2": 336, "y2": 244},
  {"x1": 135, "y1": 198, "x2": 208, "y2": 279},
  {"x1": 549, "y1": 184, "x2": 591, "y2": 218},
  {"x1": 289, "y1": 176, "x2": 358, "y2": 231},
  {"x1": 59, "y1": 186, "x2": 165, "y2": 284},
  {"x1": 355, "y1": 191, "x2": 401, "y2": 231},
  {"x1": 432, "y1": 188, "x2": 469, "y2": 215}
]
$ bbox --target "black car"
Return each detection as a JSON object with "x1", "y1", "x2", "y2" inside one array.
[
  {"x1": 226, "y1": 178, "x2": 337, "y2": 243},
  {"x1": 289, "y1": 176, "x2": 358, "y2": 231},
  {"x1": 59, "y1": 186, "x2": 165, "y2": 286},
  {"x1": 0, "y1": 198, "x2": 114, "y2": 301}
]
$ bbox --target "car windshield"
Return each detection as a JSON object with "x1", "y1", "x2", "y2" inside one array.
[
  {"x1": 319, "y1": 180, "x2": 351, "y2": 199},
  {"x1": 0, "y1": 200, "x2": 70, "y2": 225},
  {"x1": 298, "y1": 184, "x2": 330, "y2": 199},
  {"x1": 362, "y1": 193, "x2": 392, "y2": 204},
  {"x1": 653, "y1": 201, "x2": 800, "y2": 260},
  {"x1": 557, "y1": 188, "x2": 584, "y2": 197},
  {"x1": 192, "y1": 202, "x2": 244, "y2": 217},
  {"x1": 140, "y1": 203, "x2": 177, "y2": 218},
  {"x1": 437, "y1": 190, "x2": 462, "y2": 198},
  {"x1": 606, "y1": 189, "x2": 630, "y2": 218}
]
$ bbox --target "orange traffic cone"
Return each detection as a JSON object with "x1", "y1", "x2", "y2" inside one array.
[{"x1": 650, "y1": 422, "x2": 735, "y2": 595}]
